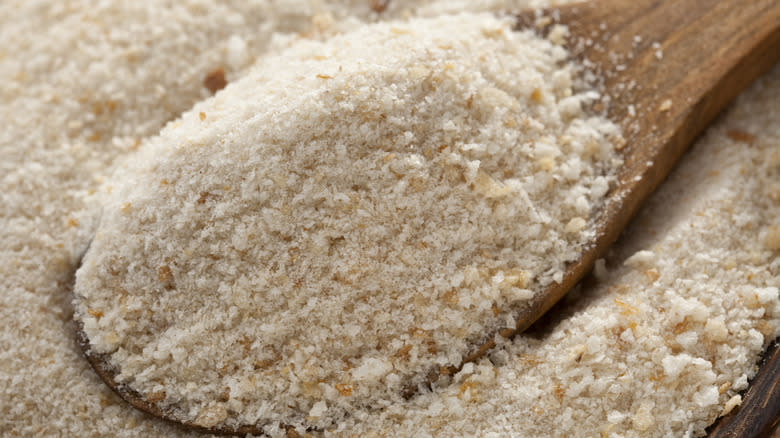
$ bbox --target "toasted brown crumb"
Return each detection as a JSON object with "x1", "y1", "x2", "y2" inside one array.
[
  {"x1": 203, "y1": 68, "x2": 227, "y2": 94},
  {"x1": 395, "y1": 344, "x2": 413, "y2": 359},
  {"x1": 458, "y1": 380, "x2": 480, "y2": 399},
  {"x1": 334, "y1": 383, "x2": 353, "y2": 396},
  {"x1": 673, "y1": 318, "x2": 690, "y2": 335},
  {"x1": 316, "y1": 74, "x2": 333, "y2": 79},
  {"x1": 553, "y1": 383, "x2": 565, "y2": 400},
  {"x1": 254, "y1": 359, "x2": 274, "y2": 369},
  {"x1": 145, "y1": 391, "x2": 166, "y2": 403},
  {"x1": 237, "y1": 336, "x2": 252, "y2": 352},
  {"x1": 371, "y1": 0, "x2": 390, "y2": 13},
  {"x1": 726, "y1": 129, "x2": 755, "y2": 145},
  {"x1": 197, "y1": 191, "x2": 214, "y2": 204},
  {"x1": 530, "y1": 88, "x2": 543, "y2": 103},
  {"x1": 199, "y1": 112, "x2": 206, "y2": 121},
  {"x1": 87, "y1": 309, "x2": 103, "y2": 319},
  {"x1": 157, "y1": 265, "x2": 173, "y2": 282}
]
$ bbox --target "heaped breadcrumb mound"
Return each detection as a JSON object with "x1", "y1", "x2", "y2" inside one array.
[
  {"x1": 73, "y1": 13, "x2": 620, "y2": 430},
  {"x1": 344, "y1": 65, "x2": 780, "y2": 438}
]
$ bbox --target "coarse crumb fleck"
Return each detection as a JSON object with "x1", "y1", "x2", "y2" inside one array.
[{"x1": 203, "y1": 67, "x2": 228, "y2": 94}]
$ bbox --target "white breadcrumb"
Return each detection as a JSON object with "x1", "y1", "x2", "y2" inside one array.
[
  {"x1": 342, "y1": 65, "x2": 780, "y2": 438},
  {"x1": 1, "y1": 1, "x2": 778, "y2": 438},
  {"x1": 73, "y1": 13, "x2": 619, "y2": 430}
]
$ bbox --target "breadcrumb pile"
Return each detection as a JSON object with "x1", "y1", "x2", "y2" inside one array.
[
  {"x1": 74, "y1": 13, "x2": 619, "y2": 430},
  {"x1": 1, "y1": 1, "x2": 777, "y2": 437}
]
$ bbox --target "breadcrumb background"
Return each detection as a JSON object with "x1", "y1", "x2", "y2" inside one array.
[{"x1": 0, "y1": 1, "x2": 777, "y2": 437}]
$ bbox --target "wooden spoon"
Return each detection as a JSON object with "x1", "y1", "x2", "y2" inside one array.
[{"x1": 75, "y1": 0, "x2": 780, "y2": 435}]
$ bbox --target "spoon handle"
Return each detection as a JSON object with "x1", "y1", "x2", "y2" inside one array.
[{"x1": 583, "y1": 0, "x2": 780, "y2": 207}]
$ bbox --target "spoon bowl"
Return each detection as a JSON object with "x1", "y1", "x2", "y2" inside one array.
[{"x1": 74, "y1": 0, "x2": 780, "y2": 434}]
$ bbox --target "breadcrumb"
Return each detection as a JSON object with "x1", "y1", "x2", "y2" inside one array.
[{"x1": 74, "y1": 13, "x2": 620, "y2": 430}]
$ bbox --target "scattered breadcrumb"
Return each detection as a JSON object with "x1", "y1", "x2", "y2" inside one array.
[{"x1": 1, "y1": 1, "x2": 777, "y2": 437}]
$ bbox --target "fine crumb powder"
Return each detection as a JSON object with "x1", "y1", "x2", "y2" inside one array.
[
  {"x1": 2, "y1": 2, "x2": 778, "y2": 438},
  {"x1": 74, "y1": 13, "x2": 620, "y2": 429}
]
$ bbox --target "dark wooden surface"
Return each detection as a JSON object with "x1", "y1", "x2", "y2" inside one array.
[
  {"x1": 707, "y1": 340, "x2": 780, "y2": 438},
  {"x1": 74, "y1": 0, "x2": 780, "y2": 435}
]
